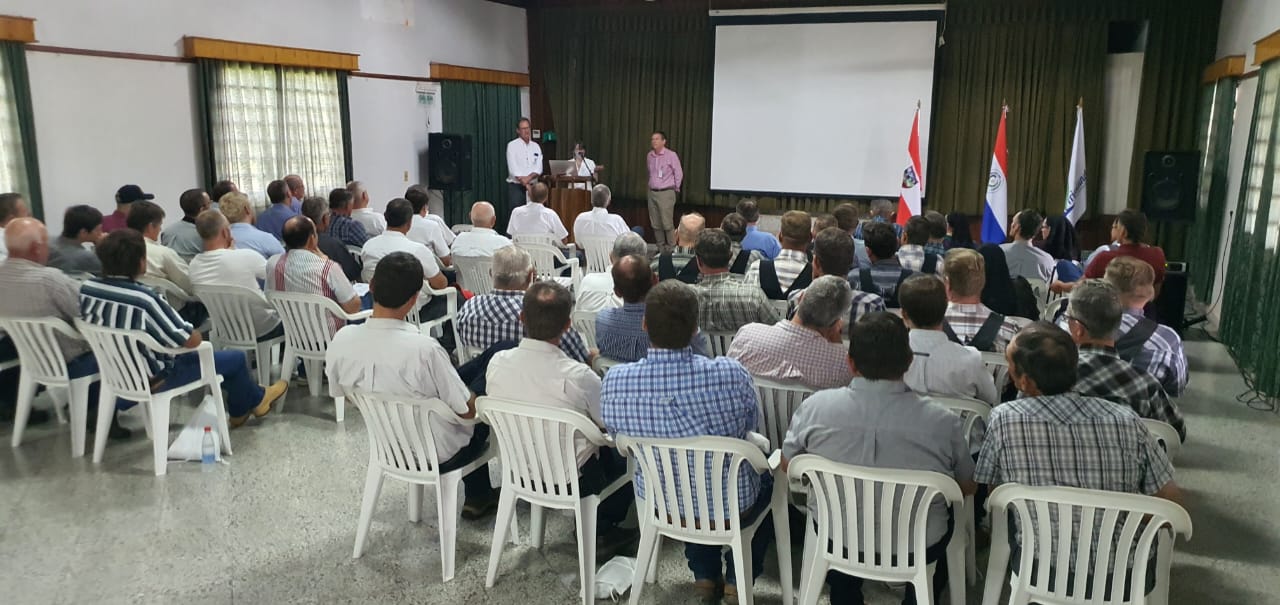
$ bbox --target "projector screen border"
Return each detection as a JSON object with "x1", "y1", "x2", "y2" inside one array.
[{"x1": 708, "y1": 9, "x2": 944, "y2": 27}]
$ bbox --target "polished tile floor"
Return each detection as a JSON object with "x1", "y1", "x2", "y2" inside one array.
[{"x1": 0, "y1": 335, "x2": 1276, "y2": 604}]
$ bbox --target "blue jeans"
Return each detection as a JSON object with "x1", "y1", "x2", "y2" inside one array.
[
  {"x1": 684, "y1": 488, "x2": 774, "y2": 586},
  {"x1": 159, "y1": 350, "x2": 264, "y2": 418}
]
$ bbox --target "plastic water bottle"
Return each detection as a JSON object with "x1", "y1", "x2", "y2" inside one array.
[{"x1": 201, "y1": 426, "x2": 216, "y2": 470}]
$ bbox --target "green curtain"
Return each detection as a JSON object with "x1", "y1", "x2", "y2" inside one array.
[
  {"x1": 337, "y1": 72, "x2": 355, "y2": 183},
  {"x1": 194, "y1": 59, "x2": 219, "y2": 191},
  {"x1": 1, "y1": 42, "x2": 43, "y2": 219},
  {"x1": 441, "y1": 81, "x2": 521, "y2": 230},
  {"x1": 1219, "y1": 60, "x2": 1280, "y2": 397},
  {"x1": 1185, "y1": 78, "x2": 1238, "y2": 301}
]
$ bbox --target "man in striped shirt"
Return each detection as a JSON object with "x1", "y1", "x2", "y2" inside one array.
[
  {"x1": 745, "y1": 210, "x2": 812, "y2": 299},
  {"x1": 266, "y1": 216, "x2": 364, "y2": 320},
  {"x1": 79, "y1": 229, "x2": 287, "y2": 427}
]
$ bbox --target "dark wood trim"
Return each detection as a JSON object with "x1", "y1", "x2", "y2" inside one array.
[
  {"x1": 1203, "y1": 55, "x2": 1246, "y2": 84},
  {"x1": 0, "y1": 15, "x2": 36, "y2": 43},
  {"x1": 350, "y1": 71, "x2": 438, "y2": 83},
  {"x1": 26, "y1": 44, "x2": 190, "y2": 64},
  {"x1": 1241, "y1": 69, "x2": 1261, "y2": 81},
  {"x1": 430, "y1": 62, "x2": 530, "y2": 86},
  {"x1": 184, "y1": 36, "x2": 359, "y2": 71}
]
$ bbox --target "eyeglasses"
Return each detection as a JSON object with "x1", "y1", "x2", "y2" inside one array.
[{"x1": 1065, "y1": 313, "x2": 1091, "y2": 331}]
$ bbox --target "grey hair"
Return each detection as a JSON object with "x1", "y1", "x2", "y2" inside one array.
[
  {"x1": 611, "y1": 232, "x2": 647, "y2": 260},
  {"x1": 797, "y1": 275, "x2": 853, "y2": 329},
  {"x1": 1067, "y1": 278, "x2": 1123, "y2": 340},
  {"x1": 492, "y1": 245, "x2": 533, "y2": 289},
  {"x1": 870, "y1": 199, "x2": 895, "y2": 217},
  {"x1": 591, "y1": 184, "x2": 611, "y2": 208}
]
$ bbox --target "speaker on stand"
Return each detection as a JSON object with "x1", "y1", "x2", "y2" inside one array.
[
  {"x1": 1141, "y1": 151, "x2": 1199, "y2": 223},
  {"x1": 428, "y1": 133, "x2": 473, "y2": 226}
]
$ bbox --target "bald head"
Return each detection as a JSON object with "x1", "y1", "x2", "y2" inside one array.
[
  {"x1": 675, "y1": 213, "x2": 706, "y2": 248},
  {"x1": 4, "y1": 218, "x2": 49, "y2": 265},
  {"x1": 470, "y1": 201, "x2": 497, "y2": 228}
]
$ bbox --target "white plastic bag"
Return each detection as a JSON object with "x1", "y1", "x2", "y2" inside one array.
[
  {"x1": 166, "y1": 395, "x2": 227, "y2": 461},
  {"x1": 594, "y1": 556, "x2": 636, "y2": 601}
]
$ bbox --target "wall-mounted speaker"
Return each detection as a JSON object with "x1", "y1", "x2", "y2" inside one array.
[
  {"x1": 1141, "y1": 151, "x2": 1199, "y2": 223},
  {"x1": 427, "y1": 133, "x2": 473, "y2": 191}
]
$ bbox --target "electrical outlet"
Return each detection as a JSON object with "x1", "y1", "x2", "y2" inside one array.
[{"x1": 404, "y1": 170, "x2": 409, "y2": 182}]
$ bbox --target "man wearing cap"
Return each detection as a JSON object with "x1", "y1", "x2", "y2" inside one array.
[{"x1": 103, "y1": 185, "x2": 153, "y2": 233}]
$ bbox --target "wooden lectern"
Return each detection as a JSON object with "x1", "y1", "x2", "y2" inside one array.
[{"x1": 549, "y1": 175, "x2": 593, "y2": 243}]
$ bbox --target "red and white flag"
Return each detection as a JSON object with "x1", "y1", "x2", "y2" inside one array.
[{"x1": 897, "y1": 106, "x2": 924, "y2": 226}]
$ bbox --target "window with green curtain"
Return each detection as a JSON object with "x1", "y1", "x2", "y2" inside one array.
[
  {"x1": 1185, "y1": 78, "x2": 1238, "y2": 302},
  {"x1": 197, "y1": 60, "x2": 351, "y2": 207},
  {"x1": 441, "y1": 81, "x2": 521, "y2": 231},
  {"x1": 1219, "y1": 59, "x2": 1280, "y2": 397},
  {"x1": 0, "y1": 41, "x2": 42, "y2": 218}
]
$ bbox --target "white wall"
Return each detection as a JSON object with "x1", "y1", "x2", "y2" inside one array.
[{"x1": 12, "y1": 0, "x2": 527, "y2": 231}]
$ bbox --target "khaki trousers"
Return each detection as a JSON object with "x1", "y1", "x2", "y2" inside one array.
[{"x1": 648, "y1": 189, "x2": 677, "y2": 248}]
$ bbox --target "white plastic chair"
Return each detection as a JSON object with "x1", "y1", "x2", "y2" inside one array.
[
  {"x1": 576, "y1": 235, "x2": 615, "y2": 274},
  {"x1": 0, "y1": 317, "x2": 89, "y2": 454},
  {"x1": 453, "y1": 255, "x2": 495, "y2": 297},
  {"x1": 570, "y1": 309, "x2": 598, "y2": 351},
  {"x1": 1140, "y1": 419, "x2": 1182, "y2": 462},
  {"x1": 348, "y1": 392, "x2": 495, "y2": 581},
  {"x1": 406, "y1": 285, "x2": 461, "y2": 350},
  {"x1": 788, "y1": 455, "x2": 967, "y2": 605},
  {"x1": 515, "y1": 239, "x2": 582, "y2": 292},
  {"x1": 591, "y1": 355, "x2": 625, "y2": 376},
  {"x1": 615, "y1": 434, "x2": 793, "y2": 605},
  {"x1": 928, "y1": 394, "x2": 994, "y2": 586},
  {"x1": 266, "y1": 291, "x2": 372, "y2": 422},
  {"x1": 751, "y1": 376, "x2": 814, "y2": 452},
  {"x1": 981, "y1": 351, "x2": 1010, "y2": 390},
  {"x1": 478, "y1": 397, "x2": 631, "y2": 604},
  {"x1": 195, "y1": 285, "x2": 283, "y2": 387},
  {"x1": 75, "y1": 318, "x2": 231, "y2": 476},
  {"x1": 706, "y1": 330, "x2": 736, "y2": 357},
  {"x1": 982, "y1": 484, "x2": 1192, "y2": 605}
]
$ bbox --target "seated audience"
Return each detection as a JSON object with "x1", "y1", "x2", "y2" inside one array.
[
  {"x1": 924, "y1": 210, "x2": 948, "y2": 257},
  {"x1": 80, "y1": 230, "x2": 287, "y2": 427},
  {"x1": 1104, "y1": 257, "x2": 1188, "y2": 397},
  {"x1": 283, "y1": 174, "x2": 306, "y2": 211},
  {"x1": 979, "y1": 243, "x2": 1038, "y2": 319},
  {"x1": 48, "y1": 205, "x2": 104, "y2": 275},
  {"x1": 210, "y1": 180, "x2": 238, "y2": 211},
  {"x1": 160, "y1": 188, "x2": 210, "y2": 260},
  {"x1": 944, "y1": 212, "x2": 976, "y2": 250},
  {"x1": 596, "y1": 254, "x2": 709, "y2": 362},
  {"x1": 360, "y1": 199, "x2": 446, "y2": 289},
  {"x1": 0, "y1": 192, "x2": 31, "y2": 261},
  {"x1": 720, "y1": 212, "x2": 764, "y2": 274},
  {"x1": 728, "y1": 275, "x2": 854, "y2": 390},
  {"x1": 219, "y1": 192, "x2": 284, "y2": 259},
  {"x1": 325, "y1": 187, "x2": 369, "y2": 248},
  {"x1": 601, "y1": 279, "x2": 773, "y2": 604},
  {"x1": 832, "y1": 203, "x2": 871, "y2": 270},
  {"x1": 348, "y1": 181, "x2": 386, "y2": 236},
  {"x1": 1000, "y1": 209, "x2": 1054, "y2": 283},
  {"x1": 404, "y1": 186, "x2": 453, "y2": 267},
  {"x1": 787, "y1": 227, "x2": 884, "y2": 324},
  {"x1": 654, "y1": 213, "x2": 706, "y2": 282},
  {"x1": 853, "y1": 221, "x2": 914, "y2": 307},
  {"x1": 267, "y1": 216, "x2": 363, "y2": 330},
  {"x1": 736, "y1": 199, "x2": 781, "y2": 260},
  {"x1": 1037, "y1": 214, "x2": 1083, "y2": 283},
  {"x1": 326, "y1": 251, "x2": 498, "y2": 519},
  {"x1": 854, "y1": 198, "x2": 903, "y2": 240},
  {"x1": 457, "y1": 246, "x2": 590, "y2": 362},
  {"x1": 782, "y1": 311, "x2": 975, "y2": 605},
  {"x1": 300, "y1": 196, "x2": 361, "y2": 282},
  {"x1": 103, "y1": 184, "x2": 152, "y2": 233},
  {"x1": 127, "y1": 200, "x2": 194, "y2": 297},
  {"x1": 578, "y1": 232, "x2": 647, "y2": 314},
  {"x1": 898, "y1": 215, "x2": 941, "y2": 274},
  {"x1": 256, "y1": 180, "x2": 299, "y2": 240},
  {"x1": 746, "y1": 210, "x2": 812, "y2": 300},
  {"x1": 486, "y1": 281, "x2": 635, "y2": 545},
  {"x1": 899, "y1": 274, "x2": 998, "y2": 404},
  {"x1": 450, "y1": 201, "x2": 512, "y2": 258},
  {"x1": 1086, "y1": 209, "x2": 1167, "y2": 285},
  {"x1": 187, "y1": 210, "x2": 280, "y2": 340},
  {"x1": 941, "y1": 248, "x2": 1022, "y2": 353},
  {"x1": 1065, "y1": 279, "x2": 1185, "y2": 440},
  {"x1": 694, "y1": 229, "x2": 781, "y2": 333},
  {"x1": 573, "y1": 184, "x2": 630, "y2": 240},
  {"x1": 405, "y1": 185, "x2": 456, "y2": 246},
  {"x1": 507, "y1": 182, "x2": 568, "y2": 241}
]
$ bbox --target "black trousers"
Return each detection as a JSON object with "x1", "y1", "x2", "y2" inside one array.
[
  {"x1": 579, "y1": 447, "x2": 633, "y2": 529},
  {"x1": 439, "y1": 423, "x2": 495, "y2": 501}
]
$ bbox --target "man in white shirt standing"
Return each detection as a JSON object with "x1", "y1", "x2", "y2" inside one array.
[
  {"x1": 188, "y1": 210, "x2": 281, "y2": 340},
  {"x1": 404, "y1": 190, "x2": 453, "y2": 267},
  {"x1": 1000, "y1": 209, "x2": 1054, "y2": 283},
  {"x1": 899, "y1": 274, "x2": 999, "y2": 405},
  {"x1": 506, "y1": 117, "x2": 542, "y2": 218},
  {"x1": 347, "y1": 181, "x2": 386, "y2": 237},
  {"x1": 573, "y1": 184, "x2": 630, "y2": 240},
  {"x1": 451, "y1": 202, "x2": 512, "y2": 258},
  {"x1": 577, "y1": 232, "x2": 647, "y2": 314},
  {"x1": 507, "y1": 182, "x2": 568, "y2": 242}
]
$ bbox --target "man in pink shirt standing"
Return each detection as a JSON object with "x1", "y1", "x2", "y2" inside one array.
[{"x1": 646, "y1": 131, "x2": 683, "y2": 251}]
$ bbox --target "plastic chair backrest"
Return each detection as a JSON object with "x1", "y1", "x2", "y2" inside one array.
[
  {"x1": 138, "y1": 275, "x2": 195, "y2": 308},
  {"x1": 1140, "y1": 418, "x2": 1182, "y2": 461},
  {"x1": 266, "y1": 291, "x2": 348, "y2": 359},
  {"x1": 347, "y1": 391, "x2": 461, "y2": 479},
  {"x1": 751, "y1": 376, "x2": 815, "y2": 451},
  {"x1": 591, "y1": 355, "x2": 624, "y2": 375},
  {"x1": 453, "y1": 255, "x2": 495, "y2": 296},
  {"x1": 195, "y1": 285, "x2": 269, "y2": 350},
  {"x1": 927, "y1": 395, "x2": 992, "y2": 443},
  {"x1": 987, "y1": 483, "x2": 1192, "y2": 604},
  {"x1": 477, "y1": 397, "x2": 606, "y2": 505},
  {"x1": 577, "y1": 235, "x2": 615, "y2": 274},
  {"x1": 571, "y1": 309, "x2": 598, "y2": 350},
  {"x1": 515, "y1": 240, "x2": 579, "y2": 285},
  {"x1": 615, "y1": 434, "x2": 768, "y2": 537},
  {"x1": 74, "y1": 317, "x2": 166, "y2": 401},
  {"x1": 706, "y1": 330, "x2": 736, "y2": 357},
  {"x1": 0, "y1": 317, "x2": 80, "y2": 385},
  {"x1": 789, "y1": 455, "x2": 963, "y2": 575}
]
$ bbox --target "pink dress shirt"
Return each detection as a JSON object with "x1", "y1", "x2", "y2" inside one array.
[{"x1": 647, "y1": 148, "x2": 683, "y2": 191}]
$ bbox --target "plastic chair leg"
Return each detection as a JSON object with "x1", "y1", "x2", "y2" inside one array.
[
  {"x1": 730, "y1": 539, "x2": 754, "y2": 605},
  {"x1": 965, "y1": 495, "x2": 977, "y2": 586},
  {"x1": 797, "y1": 559, "x2": 827, "y2": 605},
  {"x1": 352, "y1": 466, "x2": 384, "y2": 558},
  {"x1": 485, "y1": 488, "x2": 519, "y2": 588},
  {"x1": 139, "y1": 400, "x2": 153, "y2": 440},
  {"x1": 771, "y1": 485, "x2": 794, "y2": 605},
  {"x1": 646, "y1": 535, "x2": 660, "y2": 584},
  {"x1": 47, "y1": 387, "x2": 69, "y2": 424},
  {"x1": 530, "y1": 504, "x2": 546, "y2": 549},
  {"x1": 981, "y1": 540, "x2": 1010, "y2": 605},
  {"x1": 629, "y1": 524, "x2": 660, "y2": 605},
  {"x1": 408, "y1": 483, "x2": 423, "y2": 523},
  {"x1": 69, "y1": 378, "x2": 92, "y2": 458},
  {"x1": 575, "y1": 500, "x2": 598, "y2": 604},
  {"x1": 10, "y1": 373, "x2": 37, "y2": 448},
  {"x1": 304, "y1": 359, "x2": 323, "y2": 398},
  {"x1": 436, "y1": 473, "x2": 461, "y2": 582},
  {"x1": 278, "y1": 349, "x2": 296, "y2": 413},
  {"x1": 946, "y1": 526, "x2": 967, "y2": 605},
  {"x1": 913, "y1": 571, "x2": 934, "y2": 605},
  {"x1": 254, "y1": 343, "x2": 272, "y2": 386},
  {"x1": 90, "y1": 387, "x2": 115, "y2": 464},
  {"x1": 151, "y1": 395, "x2": 171, "y2": 476},
  {"x1": 335, "y1": 395, "x2": 346, "y2": 423}
]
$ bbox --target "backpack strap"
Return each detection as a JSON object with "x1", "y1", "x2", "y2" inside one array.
[
  {"x1": 759, "y1": 260, "x2": 783, "y2": 300},
  {"x1": 657, "y1": 252, "x2": 676, "y2": 281},
  {"x1": 858, "y1": 268, "x2": 878, "y2": 295},
  {"x1": 729, "y1": 249, "x2": 751, "y2": 274},
  {"x1": 969, "y1": 312, "x2": 1005, "y2": 352},
  {"x1": 942, "y1": 321, "x2": 963, "y2": 345},
  {"x1": 676, "y1": 255, "x2": 700, "y2": 284},
  {"x1": 785, "y1": 263, "x2": 813, "y2": 297},
  {"x1": 921, "y1": 252, "x2": 938, "y2": 274},
  {"x1": 1116, "y1": 317, "x2": 1160, "y2": 362}
]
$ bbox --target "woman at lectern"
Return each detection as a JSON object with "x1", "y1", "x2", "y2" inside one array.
[{"x1": 563, "y1": 142, "x2": 603, "y2": 189}]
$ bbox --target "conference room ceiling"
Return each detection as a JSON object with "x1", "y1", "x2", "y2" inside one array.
[{"x1": 504, "y1": 0, "x2": 930, "y2": 9}]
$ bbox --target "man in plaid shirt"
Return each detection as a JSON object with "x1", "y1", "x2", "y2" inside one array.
[
  {"x1": 1065, "y1": 280, "x2": 1185, "y2": 441},
  {"x1": 694, "y1": 228, "x2": 781, "y2": 333},
  {"x1": 788, "y1": 227, "x2": 884, "y2": 325},
  {"x1": 1105, "y1": 256, "x2": 1189, "y2": 397},
  {"x1": 601, "y1": 280, "x2": 773, "y2": 603},
  {"x1": 325, "y1": 188, "x2": 369, "y2": 248},
  {"x1": 941, "y1": 248, "x2": 1023, "y2": 352}
]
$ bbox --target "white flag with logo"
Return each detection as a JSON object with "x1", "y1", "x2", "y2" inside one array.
[{"x1": 1065, "y1": 106, "x2": 1087, "y2": 224}]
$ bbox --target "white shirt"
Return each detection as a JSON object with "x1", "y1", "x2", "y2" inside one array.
[
  {"x1": 508, "y1": 202, "x2": 568, "y2": 240},
  {"x1": 1000, "y1": 240, "x2": 1055, "y2": 283},
  {"x1": 326, "y1": 319, "x2": 474, "y2": 460},
  {"x1": 0, "y1": 236, "x2": 9, "y2": 262},
  {"x1": 506, "y1": 138, "x2": 543, "y2": 183},
  {"x1": 573, "y1": 207, "x2": 629, "y2": 240},
  {"x1": 188, "y1": 248, "x2": 279, "y2": 337},
  {"x1": 486, "y1": 338, "x2": 603, "y2": 466},
  {"x1": 143, "y1": 238, "x2": 194, "y2": 295},
  {"x1": 351, "y1": 207, "x2": 387, "y2": 237},
  {"x1": 408, "y1": 214, "x2": 452, "y2": 260},
  {"x1": 564, "y1": 157, "x2": 596, "y2": 189},
  {"x1": 361, "y1": 230, "x2": 442, "y2": 283},
  {"x1": 904, "y1": 329, "x2": 998, "y2": 405},
  {"x1": 426, "y1": 213, "x2": 455, "y2": 245},
  {"x1": 575, "y1": 271, "x2": 621, "y2": 314},
  {"x1": 451, "y1": 227, "x2": 512, "y2": 258}
]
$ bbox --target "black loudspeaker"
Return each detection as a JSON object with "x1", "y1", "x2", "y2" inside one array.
[
  {"x1": 428, "y1": 133, "x2": 473, "y2": 191},
  {"x1": 1141, "y1": 151, "x2": 1199, "y2": 222},
  {"x1": 1154, "y1": 262, "x2": 1188, "y2": 335}
]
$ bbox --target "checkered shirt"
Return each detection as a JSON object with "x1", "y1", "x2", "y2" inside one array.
[
  {"x1": 924, "y1": 242, "x2": 946, "y2": 258},
  {"x1": 456, "y1": 289, "x2": 589, "y2": 362},
  {"x1": 1119, "y1": 310, "x2": 1189, "y2": 397},
  {"x1": 327, "y1": 214, "x2": 369, "y2": 248},
  {"x1": 787, "y1": 286, "x2": 885, "y2": 327},
  {"x1": 944, "y1": 302, "x2": 1022, "y2": 352},
  {"x1": 601, "y1": 347, "x2": 762, "y2": 517},
  {"x1": 696, "y1": 272, "x2": 782, "y2": 333},
  {"x1": 1075, "y1": 345, "x2": 1185, "y2": 440},
  {"x1": 745, "y1": 248, "x2": 810, "y2": 291},
  {"x1": 897, "y1": 244, "x2": 927, "y2": 272},
  {"x1": 727, "y1": 320, "x2": 853, "y2": 390}
]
